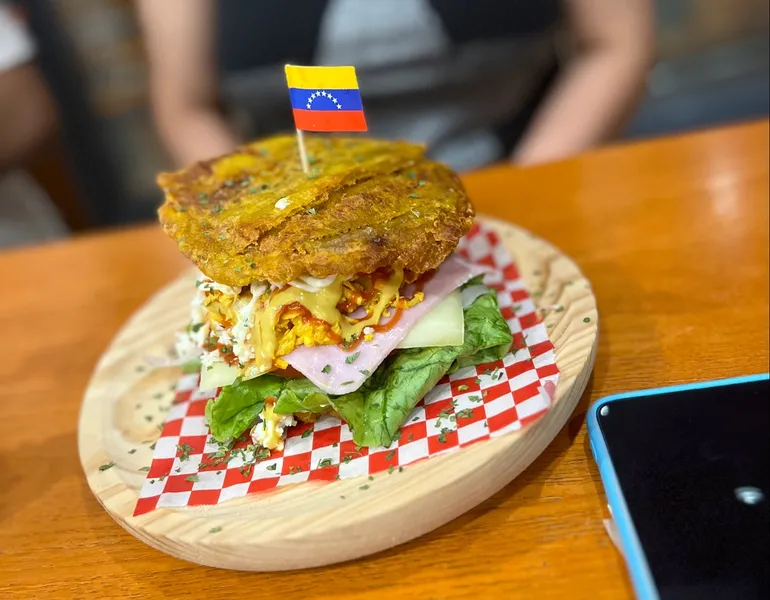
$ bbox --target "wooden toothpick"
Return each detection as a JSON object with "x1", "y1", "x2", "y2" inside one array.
[{"x1": 295, "y1": 129, "x2": 310, "y2": 174}]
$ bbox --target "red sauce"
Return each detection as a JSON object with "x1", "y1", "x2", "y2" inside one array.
[
  {"x1": 216, "y1": 343, "x2": 239, "y2": 366},
  {"x1": 338, "y1": 306, "x2": 404, "y2": 352}
]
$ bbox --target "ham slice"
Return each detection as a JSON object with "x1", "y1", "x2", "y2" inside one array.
[{"x1": 284, "y1": 254, "x2": 489, "y2": 394}]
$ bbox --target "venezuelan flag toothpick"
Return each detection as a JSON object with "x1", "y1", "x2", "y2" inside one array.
[{"x1": 285, "y1": 64, "x2": 368, "y2": 172}]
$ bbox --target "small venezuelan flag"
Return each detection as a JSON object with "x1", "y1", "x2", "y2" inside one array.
[{"x1": 285, "y1": 65, "x2": 367, "y2": 132}]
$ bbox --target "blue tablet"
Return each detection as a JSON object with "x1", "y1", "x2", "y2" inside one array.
[{"x1": 587, "y1": 374, "x2": 769, "y2": 600}]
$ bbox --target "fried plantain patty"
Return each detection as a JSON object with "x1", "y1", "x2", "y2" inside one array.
[{"x1": 157, "y1": 135, "x2": 474, "y2": 286}]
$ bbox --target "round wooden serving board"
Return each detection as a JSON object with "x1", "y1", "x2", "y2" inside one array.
[{"x1": 78, "y1": 215, "x2": 598, "y2": 571}]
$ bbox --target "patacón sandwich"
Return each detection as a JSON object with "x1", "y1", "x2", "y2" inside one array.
[{"x1": 158, "y1": 134, "x2": 512, "y2": 452}]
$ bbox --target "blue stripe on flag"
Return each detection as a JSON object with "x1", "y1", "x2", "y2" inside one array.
[{"x1": 288, "y1": 88, "x2": 363, "y2": 112}]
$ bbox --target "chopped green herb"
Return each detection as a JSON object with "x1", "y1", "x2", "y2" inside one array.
[
  {"x1": 482, "y1": 390, "x2": 489, "y2": 398},
  {"x1": 138, "y1": 466, "x2": 150, "y2": 472},
  {"x1": 149, "y1": 442, "x2": 156, "y2": 450},
  {"x1": 190, "y1": 322, "x2": 205, "y2": 333},
  {"x1": 321, "y1": 364, "x2": 332, "y2": 374},
  {"x1": 177, "y1": 443, "x2": 195, "y2": 461},
  {"x1": 144, "y1": 415, "x2": 153, "y2": 422},
  {"x1": 457, "y1": 408, "x2": 474, "y2": 420},
  {"x1": 266, "y1": 464, "x2": 277, "y2": 471},
  {"x1": 399, "y1": 466, "x2": 404, "y2": 472},
  {"x1": 185, "y1": 475, "x2": 199, "y2": 482},
  {"x1": 408, "y1": 433, "x2": 414, "y2": 442},
  {"x1": 248, "y1": 187, "x2": 258, "y2": 194},
  {"x1": 417, "y1": 180, "x2": 426, "y2": 187},
  {"x1": 385, "y1": 450, "x2": 395, "y2": 461},
  {"x1": 583, "y1": 317, "x2": 591, "y2": 323},
  {"x1": 388, "y1": 465, "x2": 396, "y2": 474},
  {"x1": 301, "y1": 429, "x2": 312, "y2": 439},
  {"x1": 457, "y1": 384, "x2": 469, "y2": 392},
  {"x1": 128, "y1": 449, "x2": 136, "y2": 455},
  {"x1": 469, "y1": 395, "x2": 482, "y2": 403},
  {"x1": 342, "y1": 455, "x2": 352, "y2": 464},
  {"x1": 289, "y1": 466, "x2": 302, "y2": 475},
  {"x1": 407, "y1": 171, "x2": 416, "y2": 179},
  {"x1": 359, "y1": 484, "x2": 370, "y2": 490},
  {"x1": 359, "y1": 369, "x2": 370, "y2": 376},
  {"x1": 341, "y1": 381, "x2": 355, "y2": 386},
  {"x1": 98, "y1": 462, "x2": 115, "y2": 472},
  {"x1": 332, "y1": 442, "x2": 338, "y2": 447},
  {"x1": 408, "y1": 193, "x2": 420, "y2": 199},
  {"x1": 306, "y1": 207, "x2": 317, "y2": 215},
  {"x1": 318, "y1": 458, "x2": 334, "y2": 468},
  {"x1": 250, "y1": 263, "x2": 256, "y2": 269},
  {"x1": 345, "y1": 351, "x2": 361, "y2": 364},
  {"x1": 368, "y1": 475, "x2": 374, "y2": 481},
  {"x1": 209, "y1": 526, "x2": 222, "y2": 534}
]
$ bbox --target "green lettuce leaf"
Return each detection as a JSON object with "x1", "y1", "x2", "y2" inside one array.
[
  {"x1": 204, "y1": 375, "x2": 334, "y2": 442},
  {"x1": 204, "y1": 284, "x2": 512, "y2": 446}
]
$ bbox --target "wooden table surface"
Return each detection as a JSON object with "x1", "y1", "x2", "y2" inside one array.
[{"x1": 1, "y1": 120, "x2": 768, "y2": 600}]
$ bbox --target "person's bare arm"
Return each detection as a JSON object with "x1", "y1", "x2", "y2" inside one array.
[
  {"x1": 136, "y1": 0, "x2": 238, "y2": 167},
  {"x1": 0, "y1": 62, "x2": 57, "y2": 172},
  {"x1": 513, "y1": 0, "x2": 655, "y2": 166}
]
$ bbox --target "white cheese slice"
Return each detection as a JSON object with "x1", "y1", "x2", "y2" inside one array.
[
  {"x1": 396, "y1": 290, "x2": 464, "y2": 349},
  {"x1": 199, "y1": 360, "x2": 240, "y2": 391}
]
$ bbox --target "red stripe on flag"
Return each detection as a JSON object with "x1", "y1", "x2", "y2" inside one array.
[{"x1": 292, "y1": 109, "x2": 367, "y2": 132}]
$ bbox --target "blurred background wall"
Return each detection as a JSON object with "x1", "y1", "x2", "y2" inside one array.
[{"x1": 4, "y1": 0, "x2": 769, "y2": 247}]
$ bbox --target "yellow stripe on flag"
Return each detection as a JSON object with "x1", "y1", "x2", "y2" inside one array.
[{"x1": 285, "y1": 65, "x2": 359, "y2": 90}]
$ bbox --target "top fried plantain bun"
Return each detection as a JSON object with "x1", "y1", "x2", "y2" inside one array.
[{"x1": 157, "y1": 135, "x2": 475, "y2": 286}]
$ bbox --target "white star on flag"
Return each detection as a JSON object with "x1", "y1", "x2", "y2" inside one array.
[
  {"x1": 321, "y1": 91, "x2": 327, "y2": 98},
  {"x1": 336, "y1": 104, "x2": 342, "y2": 109},
  {"x1": 330, "y1": 95, "x2": 338, "y2": 103},
  {"x1": 306, "y1": 103, "x2": 311, "y2": 109}
]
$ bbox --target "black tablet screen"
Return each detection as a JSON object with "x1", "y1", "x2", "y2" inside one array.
[{"x1": 597, "y1": 378, "x2": 769, "y2": 600}]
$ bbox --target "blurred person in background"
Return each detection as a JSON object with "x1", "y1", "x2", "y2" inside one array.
[
  {"x1": 138, "y1": 0, "x2": 654, "y2": 172},
  {"x1": 0, "y1": 0, "x2": 67, "y2": 247}
]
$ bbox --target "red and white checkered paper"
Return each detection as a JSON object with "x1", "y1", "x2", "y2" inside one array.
[{"x1": 134, "y1": 222, "x2": 559, "y2": 516}]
